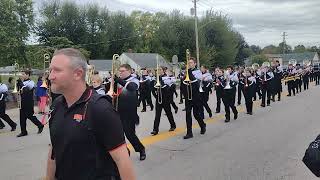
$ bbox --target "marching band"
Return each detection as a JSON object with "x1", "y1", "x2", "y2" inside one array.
[{"x1": 1, "y1": 50, "x2": 319, "y2": 161}]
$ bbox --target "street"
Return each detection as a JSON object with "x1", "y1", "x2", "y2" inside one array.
[{"x1": 0, "y1": 84, "x2": 319, "y2": 180}]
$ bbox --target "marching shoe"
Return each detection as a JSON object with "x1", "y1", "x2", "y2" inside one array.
[
  {"x1": 139, "y1": 149, "x2": 146, "y2": 161},
  {"x1": 17, "y1": 132, "x2": 28, "y2": 137},
  {"x1": 150, "y1": 131, "x2": 158, "y2": 135},
  {"x1": 183, "y1": 134, "x2": 193, "y2": 139}
]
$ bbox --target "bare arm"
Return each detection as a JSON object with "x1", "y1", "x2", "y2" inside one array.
[
  {"x1": 109, "y1": 145, "x2": 136, "y2": 180},
  {"x1": 46, "y1": 146, "x2": 56, "y2": 180}
]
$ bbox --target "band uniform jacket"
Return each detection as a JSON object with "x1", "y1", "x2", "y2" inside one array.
[{"x1": 17, "y1": 79, "x2": 36, "y2": 114}]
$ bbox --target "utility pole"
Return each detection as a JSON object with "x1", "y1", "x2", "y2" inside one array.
[
  {"x1": 193, "y1": 0, "x2": 200, "y2": 67},
  {"x1": 282, "y1": 32, "x2": 287, "y2": 65},
  {"x1": 282, "y1": 32, "x2": 287, "y2": 55}
]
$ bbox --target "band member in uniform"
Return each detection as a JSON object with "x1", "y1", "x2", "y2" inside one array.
[
  {"x1": 271, "y1": 60, "x2": 283, "y2": 101},
  {"x1": 213, "y1": 67, "x2": 224, "y2": 113},
  {"x1": 314, "y1": 64, "x2": 320, "y2": 85},
  {"x1": 259, "y1": 64, "x2": 274, "y2": 107},
  {"x1": 237, "y1": 67, "x2": 245, "y2": 105},
  {"x1": 167, "y1": 70, "x2": 179, "y2": 114},
  {"x1": 302, "y1": 65, "x2": 311, "y2": 90},
  {"x1": 221, "y1": 66, "x2": 239, "y2": 123},
  {"x1": 146, "y1": 69, "x2": 154, "y2": 109},
  {"x1": 16, "y1": 70, "x2": 44, "y2": 137},
  {"x1": 92, "y1": 74, "x2": 105, "y2": 95},
  {"x1": 182, "y1": 57, "x2": 206, "y2": 139},
  {"x1": 253, "y1": 69, "x2": 262, "y2": 101},
  {"x1": 151, "y1": 66, "x2": 176, "y2": 136},
  {"x1": 295, "y1": 64, "x2": 303, "y2": 93},
  {"x1": 199, "y1": 65, "x2": 213, "y2": 118},
  {"x1": 0, "y1": 78, "x2": 17, "y2": 131},
  {"x1": 111, "y1": 64, "x2": 146, "y2": 161},
  {"x1": 178, "y1": 67, "x2": 186, "y2": 105},
  {"x1": 240, "y1": 68, "x2": 255, "y2": 115},
  {"x1": 285, "y1": 63, "x2": 296, "y2": 96},
  {"x1": 138, "y1": 68, "x2": 154, "y2": 112}
]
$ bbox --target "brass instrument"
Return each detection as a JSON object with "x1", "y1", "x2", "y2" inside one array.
[
  {"x1": 215, "y1": 69, "x2": 223, "y2": 86},
  {"x1": 86, "y1": 64, "x2": 95, "y2": 86},
  {"x1": 289, "y1": 59, "x2": 297, "y2": 67},
  {"x1": 199, "y1": 72, "x2": 211, "y2": 92},
  {"x1": 109, "y1": 54, "x2": 120, "y2": 110},
  {"x1": 261, "y1": 61, "x2": 271, "y2": 83},
  {"x1": 40, "y1": 54, "x2": 51, "y2": 88},
  {"x1": 252, "y1": 63, "x2": 260, "y2": 70},
  {"x1": 241, "y1": 72, "x2": 248, "y2": 87},
  {"x1": 154, "y1": 54, "x2": 163, "y2": 104},
  {"x1": 224, "y1": 70, "x2": 231, "y2": 89},
  {"x1": 243, "y1": 68, "x2": 251, "y2": 87},
  {"x1": 183, "y1": 49, "x2": 192, "y2": 100},
  {"x1": 303, "y1": 59, "x2": 312, "y2": 67},
  {"x1": 12, "y1": 62, "x2": 21, "y2": 109}
]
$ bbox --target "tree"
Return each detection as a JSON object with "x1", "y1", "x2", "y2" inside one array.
[
  {"x1": 250, "y1": 54, "x2": 269, "y2": 65},
  {"x1": 293, "y1": 45, "x2": 306, "y2": 53},
  {"x1": 262, "y1": 45, "x2": 280, "y2": 54},
  {"x1": 200, "y1": 11, "x2": 239, "y2": 67},
  {"x1": 234, "y1": 33, "x2": 252, "y2": 65},
  {"x1": 278, "y1": 42, "x2": 292, "y2": 54},
  {"x1": 0, "y1": 0, "x2": 34, "y2": 67},
  {"x1": 250, "y1": 45, "x2": 262, "y2": 54}
]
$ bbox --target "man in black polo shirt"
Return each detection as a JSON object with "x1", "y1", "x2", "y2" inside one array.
[{"x1": 46, "y1": 48, "x2": 136, "y2": 180}]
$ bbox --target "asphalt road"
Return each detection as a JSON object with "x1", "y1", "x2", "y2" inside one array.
[{"x1": 0, "y1": 84, "x2": 319, "y2": 180}]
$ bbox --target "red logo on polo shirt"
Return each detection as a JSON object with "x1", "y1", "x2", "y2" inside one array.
[{"x1": 73, "y1": 114, "x2": 83, "y2": 122}]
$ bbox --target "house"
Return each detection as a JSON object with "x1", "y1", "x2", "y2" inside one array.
[
  {"x1": 265, "y1": 54, "x2": 283, "y2": 64},
  {"x1": 118, "y1": 53, "x2": 172, "y2": 72},
  {"x1": 0, "y1": 66, "x2": 15, "y2": 76},
  {"x1": 89, "y1": 59, "x2": 113, "y2": 78},
  {"x1": 265, "y1": 52, "x2": 319, "y2": 66}
]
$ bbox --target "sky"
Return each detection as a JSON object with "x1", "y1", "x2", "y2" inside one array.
[{"x1": 33, "y1": 0, "x2": 320, "y2": 48}]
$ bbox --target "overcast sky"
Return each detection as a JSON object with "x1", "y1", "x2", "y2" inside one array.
[{"x1": 33, "y1": 0, "x2": 320, "y2": 48}]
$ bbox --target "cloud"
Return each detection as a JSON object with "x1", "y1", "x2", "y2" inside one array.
[{"x1": 32, "y1": 0, "x2": 320, "y2": 47}]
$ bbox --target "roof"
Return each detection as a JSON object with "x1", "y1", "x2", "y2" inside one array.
[
  {"x1": 282, "y1": 52, "x2": 317, "y2": 62},
  {"x1": 265, "y1": 54, "x2": 282, "y2": 58},
  {"x1": 89, "y1": 60, "x2": 113, "y2": 71},
  {"x1": 122, "y1": 53, "x2": 171, "y2": 68},
  {"x1": 0, "y1": 66, "x2": 15, "y2": 73}
]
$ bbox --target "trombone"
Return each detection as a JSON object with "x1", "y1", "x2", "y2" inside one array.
[
  {"x1": 108, "y1": 54, "x2": 121, "y2": 110},
  {"x1": 12, "y1": 62, "x2": 21, "y2": 109},
  {"x1": 40, "y1": 53, "x2": 51, "y2": 88},
  {"x1": 183, "y1": 49, "x2": 192, "y2": 100},
  {"x1": 154, "y1": 54, "x2": 163, "y2": 104}
]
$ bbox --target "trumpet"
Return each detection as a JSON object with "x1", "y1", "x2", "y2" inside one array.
[
  {"x1": 183, "y1": 49, "x2": 192, "y2": 100},
  {"x1": 154, "y1": 55, "x2": 163, "y2": 104},
  {"x1": 109, "y1": 54, "x2": 120, "y2": 110},
  {"x1": 12, "y1": 62, "x2": 21, "y2": 109}
]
